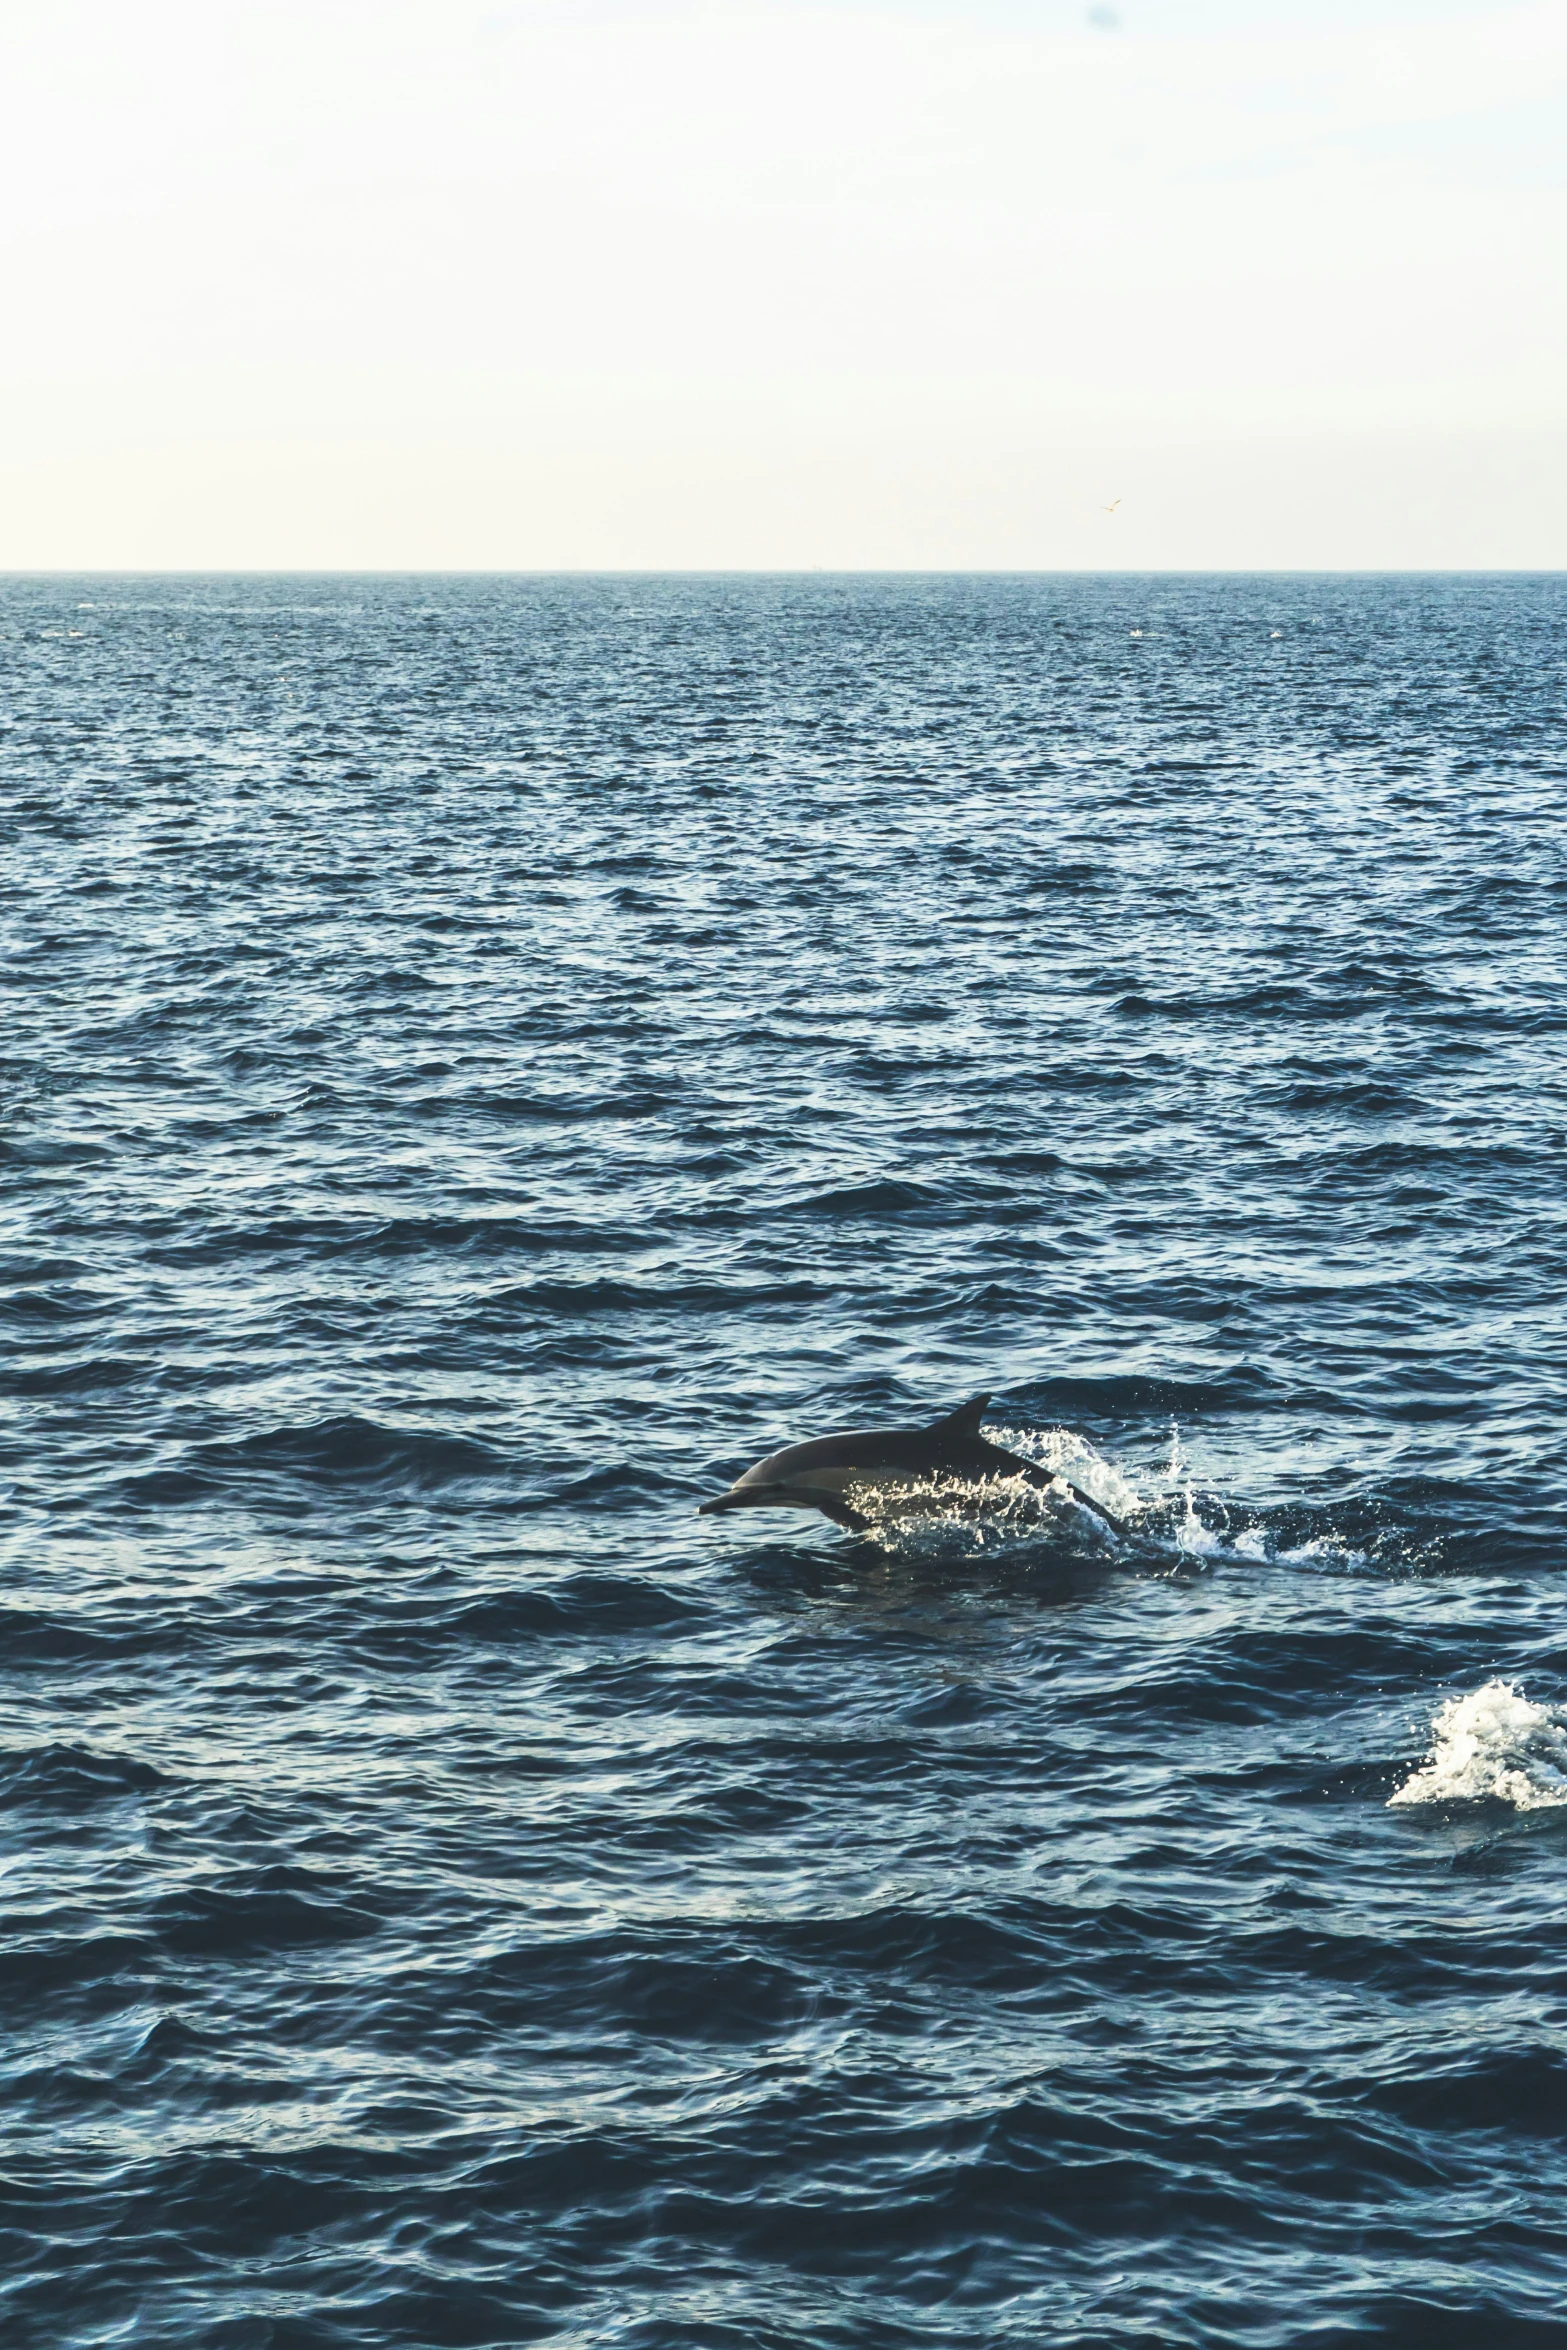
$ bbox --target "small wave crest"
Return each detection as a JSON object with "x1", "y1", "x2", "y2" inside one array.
[{"x1": 1389, "y1": 1680, "x2": 1567, "y2": 1811}]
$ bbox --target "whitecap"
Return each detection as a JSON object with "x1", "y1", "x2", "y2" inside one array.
[{"x1": 1389, "y1": 1679, "x2": 1567, "y2": 1811}]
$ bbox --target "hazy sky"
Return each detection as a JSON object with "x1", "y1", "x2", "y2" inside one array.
[{"x1": 2, "y1": 0, "x2": 1563, "y2": 567}]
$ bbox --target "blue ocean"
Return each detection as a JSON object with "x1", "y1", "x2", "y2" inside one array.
[{"x1": 4, "y1": 572, "x2": 1567, "y2": 2348}]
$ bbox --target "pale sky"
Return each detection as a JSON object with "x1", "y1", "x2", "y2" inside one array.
[{"x1": 2, "y1": 0, "x2": 1563, "y2": 568}]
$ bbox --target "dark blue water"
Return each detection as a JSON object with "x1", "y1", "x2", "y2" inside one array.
[{"x1": 4, "y1": 572, "x2": 1567, "y2": 2348}]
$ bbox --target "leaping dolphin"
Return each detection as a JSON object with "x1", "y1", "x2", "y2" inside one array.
[{"x1": 698, "y1": 1395, "x2": 1131, "y2": 1537}]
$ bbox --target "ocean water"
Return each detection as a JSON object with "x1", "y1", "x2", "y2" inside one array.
[{"x1": 3, "y1": 571, "x2": 1567, "y2": 2349}]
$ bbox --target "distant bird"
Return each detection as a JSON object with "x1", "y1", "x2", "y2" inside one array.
[{"x1": 1101, "y1": 499, "x2": 1122, "y2": 514}]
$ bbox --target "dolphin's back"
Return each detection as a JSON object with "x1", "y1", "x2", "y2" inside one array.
[
  {"x1": 733, "y1": 1396, "x2": 1049, "y2": 1492},
  {"x1": 737, "y1": 1425, "x2": 935, "y2": 1487}
]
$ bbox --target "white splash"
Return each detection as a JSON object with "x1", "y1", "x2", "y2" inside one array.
[
  {"x1": 1275, "y1": 1535, "x2": 1368, "y2": 1568},
  {"x1": 1173, "y1": 1491, "x2": 1228, "y2": 1557},
  {"x1": 848, "y1": 1428, "x2": 1139, "y2": 1556},
  {"x1": 986, "y1": 1423, "x2": 1144, "y2": 1526},
  {"x1": 1156, "y1": 1424, "x2": 1230, "y2": 1557},
  {"x1": 1156, "y1": 1422, "x2": 1368, "y2": 1566},
  {"x1": 849, "y1": 1470, "x2": 1119, "y2": 1549},
  {"x1": 1389, "y1": 1680, "x2": 1567, "y2": 1811}
]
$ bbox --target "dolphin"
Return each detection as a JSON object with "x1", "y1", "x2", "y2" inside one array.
[{"x1": 698, "y1": 1394, "x2": 1131, "y2": 1538}]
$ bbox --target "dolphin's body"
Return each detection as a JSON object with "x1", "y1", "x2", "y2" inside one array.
[{"x1": 698, "y1": 1395, "x2": 1130, "y2": 1537}]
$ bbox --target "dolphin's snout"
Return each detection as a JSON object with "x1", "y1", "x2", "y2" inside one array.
[{"x1": 699, "y1": 1482, "x2": 823, "y2": 1517}]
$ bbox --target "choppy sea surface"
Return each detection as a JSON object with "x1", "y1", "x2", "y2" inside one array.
[{"x1": 4, "y1": 572, "x2": 1567, "y2": 2348}]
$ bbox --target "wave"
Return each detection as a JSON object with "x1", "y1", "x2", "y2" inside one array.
[
  {"x1": 10, "y1": 1354, "x2": 150, "y2": 1396},
  {"x1": 121, "y1": 1416, "x2": 509, "y2": 1503},
  {"x1": 0, "y1": 1743, "x2": 165, "y2": 1806},
  {"x1": 1013, "y1": 1368, "x2": 1281, "y2": 1418},
  {"x1": 145, "y1": 1213, "x2": 650, "y2": 1268},
  {"x1": 153, "y1": 1864, "x2": 383, "y2": 1956},
  {"x1": 0, "y1": 1606, "x2": 136, "y2": 1663},
  {"x1": 456, "y1": 1088, "x2": 676, "y2": 1123},
  {"x1": 484, "y1": 1275, "x2": 829, "y2": 1317},
  {"x1": 777, "y1": 1178, "x2": 954, "y2": 1219},
  {"x1": 447, "y1": 1574, "x2": 711, "y2": 1643}
]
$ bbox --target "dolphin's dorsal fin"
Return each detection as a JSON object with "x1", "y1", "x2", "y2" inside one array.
[{"x1": 931, "y1": 1394, "x2": 990, "y2": 1438}]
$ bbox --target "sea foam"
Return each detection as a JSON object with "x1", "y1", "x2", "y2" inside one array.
[{"x1": 1389, "y1": 1680, "x2": 1567, "y2": 1811}]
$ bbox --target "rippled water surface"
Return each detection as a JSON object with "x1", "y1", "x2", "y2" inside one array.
[{"x1": 4, "y1": 572, "x2": 1567, "y2": 2347}]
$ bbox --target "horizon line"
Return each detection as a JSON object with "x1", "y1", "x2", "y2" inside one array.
[{"x1": 3, "y1": 565, "x2": 1564, "y2": 580}]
